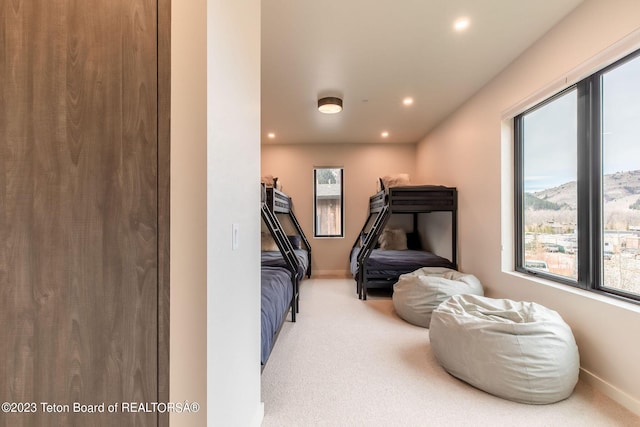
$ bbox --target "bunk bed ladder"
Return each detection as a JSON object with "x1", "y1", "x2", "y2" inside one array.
[
  {"x1": 288, "y1": 209, "x2": 312, "y2": 278},
  {"x1": 351, "y1": 212, "x2": 373, "y2": 296},
  {"x1": 261, "y1": 203, "x2": 300, "y2": 321},
  {"x1": 357, "y1": 205, "x2": 391, "y2": 300}
]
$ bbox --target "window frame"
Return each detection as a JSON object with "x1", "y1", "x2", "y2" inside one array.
[
  {"x1": 313, "y1": 167, "x2": 344, "y2": 238},
  {"x1": 514, "y1": 48, "x2": 640, "y2": 304}
]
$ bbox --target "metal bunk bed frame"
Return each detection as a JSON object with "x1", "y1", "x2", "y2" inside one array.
[
  {"x1": 265, "y1": 186, "x2": 312, "y2": 278},
  {"x1": 261, "y1": 186, "x2": 300, "y2": 320},
  {"x1": 353, "y1": 185, "x2": 458, "y2": 300}
]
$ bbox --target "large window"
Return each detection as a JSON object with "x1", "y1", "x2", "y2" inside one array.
[
  {"x1": 314, "y1": 167, "x2": 344, "y2": 237},
  {"x1": 515, "y1": 49, "x2": 640, "y2": 303}
]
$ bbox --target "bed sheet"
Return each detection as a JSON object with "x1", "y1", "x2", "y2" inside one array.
[
  {"x1": 261, "y1": 266, "x2": 294, "y2": 365},
  {"x1": 350, "y1": 247, "x2": 454, "y2": 278},
  {"x1": 261, "y1": 249, "x2": 308, "y2": 280}
]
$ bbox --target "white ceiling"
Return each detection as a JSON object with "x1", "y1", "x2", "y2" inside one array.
[{"x1": 261, "y1": 0, "x2": 583, "y2": 145}]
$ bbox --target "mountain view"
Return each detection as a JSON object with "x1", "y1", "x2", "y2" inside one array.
[
  {"x1": 525, "y1": 170, "x2": 640, "y2": 231},
  {"x1": 524, "y1": 170, "x2": 640, "y2": 296}
]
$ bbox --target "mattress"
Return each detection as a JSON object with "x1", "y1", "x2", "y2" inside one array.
[
  {"x1": 261, "y1": 266, "x2": 294, "y2": 365},
  {"x1": 350, "y1": 247, "x2": 454, "y2": 278},
  {"x1": 261, "y1": 249, "x2": 309, "y2": 280}
]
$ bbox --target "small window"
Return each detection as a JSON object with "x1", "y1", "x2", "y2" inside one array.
[{"x1": 314, "y1": 168, "x2": 344, "y2": 237}]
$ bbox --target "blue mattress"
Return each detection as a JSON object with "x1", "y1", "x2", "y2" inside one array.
[
  {"x1": 261, "y1": 266, "x2": 294, "y2": 365},
  {"x1": 350, "y1": 247, "x2": 454, "y2": 278},
  {"x1": 261, "y1": 249, "x2": 309, "y2": 280}
]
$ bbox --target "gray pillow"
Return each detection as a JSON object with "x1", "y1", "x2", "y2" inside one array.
[{"x1": 287, "y1": 235, "x2": 301, "y2": 249}]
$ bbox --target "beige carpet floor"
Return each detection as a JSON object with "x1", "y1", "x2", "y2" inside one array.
[{"x1": 261, "y1": 278, "x2": 640, "y2": 427}]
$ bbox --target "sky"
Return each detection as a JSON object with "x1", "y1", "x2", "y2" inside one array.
[{"x1": 523, "y1": 53, "x2": 640, "y2": 193}]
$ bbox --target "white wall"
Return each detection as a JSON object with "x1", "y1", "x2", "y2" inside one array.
[
  {"x1": 416, "y1": 0, "x2": 640, "y2": 414},
  {"x1": 207, "y1": 0, "x2": 262, "y2": 426},
  {"x1": 262, "y1": 143, "x2": 417, "y2": 276},
  {"x1": 171, "y1": 0, "x2": 262, "y2": 426}
]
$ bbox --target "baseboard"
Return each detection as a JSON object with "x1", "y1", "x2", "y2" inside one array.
[
  {"x1": 580, "y1": 368, "x2": 640, "y2": 416},
  {"x1": 251, "y1": 402, "x2": 264, "y2": 427},
  {"x1": 313, "y1": 269, "x2": 351, "y2": 278}
]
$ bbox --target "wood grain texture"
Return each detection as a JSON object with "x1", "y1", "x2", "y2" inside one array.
[
  {"x1": 0, "y1": 1, "x2": 165, "y2": 426},
  {"x1": 156, "y1": 0, "x2": 171, "y2": 426}
]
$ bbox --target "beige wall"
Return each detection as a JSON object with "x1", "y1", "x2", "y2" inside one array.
[
  {"x1": 170, "y1": 1, "x2": 207, "y2": 425},
  {"x1": 171, "y1": 0, "x2": 262, "y2": 426},
  {"x1": 262, "y1": 143, "x2": 417, "y2": 276},
  {"x1": 416, "y1": 0, "x2": 640, "y2": 414}
]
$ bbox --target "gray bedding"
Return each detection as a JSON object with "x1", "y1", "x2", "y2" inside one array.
[
  {"x1": 350, "y1": 247, "x2": 454, "y2": 278},
  {"x1": 261, "y1": 266, "x2": 294, "y2": 365},
  {"x1": 262, "y1": 249, "x2": 309, "y2": 280}
]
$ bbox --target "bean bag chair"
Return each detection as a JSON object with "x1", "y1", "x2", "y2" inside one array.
[
  {"x1": 392, "y1": 267, "x2": 483, "y2": 328},
  {"x1": 429, "y1": 294, "x2": 580, "y2": 404}
]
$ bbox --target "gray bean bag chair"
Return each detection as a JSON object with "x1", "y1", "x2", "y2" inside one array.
[
  {"x1": 429, "y1": 294, "x2": 580, "y2": 404},
  {"x1": 392, "y1": 267, "x2": 483, "y2": 328}
]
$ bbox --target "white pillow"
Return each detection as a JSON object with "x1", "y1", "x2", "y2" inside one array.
[
  {"x1": 261, "y1": 175, "x2": 282, "y2": 190},
  {"x1": 261, "y1": 232, "x2": 279, "y2": 251},
  {"x1": 379, "y1": 173, "x2": 411, "y2": 191},
  {"x1": 378, "y1": 227, "x2": 408, "y2": 250}
]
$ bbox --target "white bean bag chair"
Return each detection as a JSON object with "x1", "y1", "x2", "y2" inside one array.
[
  {"x1": 429, "y1": 294, "x2": 580, "y2": 404},
  {"x1": 392, "y1": 267, "x2": 483, "y2": 328}
]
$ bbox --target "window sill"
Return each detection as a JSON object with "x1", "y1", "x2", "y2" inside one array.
[{"x1": 503, "y1": 270, "x2": 640, "y2": 314}]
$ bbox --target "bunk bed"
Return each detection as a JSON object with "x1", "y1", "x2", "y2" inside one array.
[
  {"x1": 263, "y1": 186, "x2": 312, "y2": 279},
  {"x1": 350, "y1": 185, "x2": 458, "y2": 300},
  {"x1": 260, "y1": 184, "x2": 312, "y2": 367}
]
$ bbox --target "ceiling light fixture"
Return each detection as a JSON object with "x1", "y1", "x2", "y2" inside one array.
[
  {"x1": 403, "y1": 97, "x2": 414, "y2": 106},
  {"x1": 318, "y1": 97, "x2": 343, "y2": 114},
  {"x1": 267, "y1": 132, "x2": 276, "y2": 139},
  {"x1": 381, "y1": 131, "x2": 389, "y2": 138}
]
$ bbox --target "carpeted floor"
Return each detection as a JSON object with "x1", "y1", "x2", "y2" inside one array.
[{"x1": 261, "y1": 278, "x2": 640, "y2": 427}]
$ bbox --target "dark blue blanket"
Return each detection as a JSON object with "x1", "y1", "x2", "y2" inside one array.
[
  {"x1": 350, "y1": 247, "x2": 454, "y2": 278},
  {"x1": 261, "y1": 249, "x2": 309, "y2": 280},
  {"x1": 261, "y1": 266, "x2": 294, "y2": 365}
]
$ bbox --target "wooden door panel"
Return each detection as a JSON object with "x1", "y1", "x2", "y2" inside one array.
[{"x1": 0, "y1": 1, "x2": 161, "y2": 426}]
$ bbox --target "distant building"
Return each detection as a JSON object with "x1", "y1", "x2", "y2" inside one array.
[{"x1": 316, "y1": 183, "x2": 341, "y2": 235}]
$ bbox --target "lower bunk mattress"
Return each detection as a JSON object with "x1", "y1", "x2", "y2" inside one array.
[
  {"x1": 261, "y1": 249, "x2": 309, "y2": 280},
  {"x1": 261, "y1": 266, "x2": 294, "y2": 365},
  {"x1": 350, "y1": 247, "x2": 454, "y2": 279}
]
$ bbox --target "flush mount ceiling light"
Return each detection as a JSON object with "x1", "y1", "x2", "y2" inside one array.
[{"x1": 318, "y1": 97, "x2": 343, "y2": 114}]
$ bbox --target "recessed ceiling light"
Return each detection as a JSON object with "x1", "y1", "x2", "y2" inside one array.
[
  {"x1": 453, "y1": 17, "x2": 470, "y2": 32},
  {"x1": 381, "y1": 131, "x2": 389, "y2": 138},
  {"x1": 267, "y1": 132, "x2": 276, "y2": 139},
  {"x1": 403, "y1": 97, "x2": 414, "y2": 106}
]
